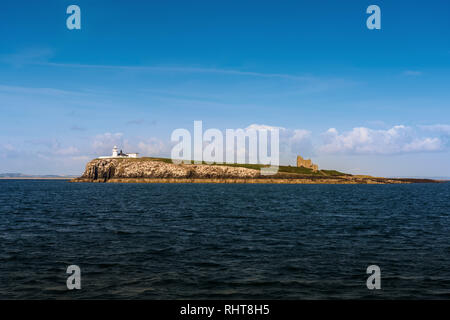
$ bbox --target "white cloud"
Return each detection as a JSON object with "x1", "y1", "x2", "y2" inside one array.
[
  {"x1": 402, "y1": 138, "x2": 441, "y2": 152},
  {"x1": 244, "y1": 124, "x2": 313, "y2": 164},
  {"x1": 420, "y1": 124, "x2": 450, "y2": 134},
  {"x1": 0, "y1": 143, "x2": 18, "y2": 159},
  {"x1": 92, "y1": 133, "x2": 125, "y2": 155},
  {"x1": 137, "y1": 138, "x2": 168, "y2": 156},
  {"x1": 246, "y1": 124, "x2": 282, "y2": 131},
  {"x1": 2, "y1": 143, "x2": 16, "y2": 152},
  {"x1": 319, "y1": 125, "x2": 443, "y2": 155},
  {"x1": 246, "y1": 124, "x2": 312, "y2": 153}
]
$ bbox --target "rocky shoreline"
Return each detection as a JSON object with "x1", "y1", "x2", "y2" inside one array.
[{"x1": 71, "y1": 158, "x2": 439, "y2": 184}]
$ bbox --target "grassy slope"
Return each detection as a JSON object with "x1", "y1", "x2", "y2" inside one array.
[{"x1": 107, "y1": 157, "x2": 349, "y2": 177}]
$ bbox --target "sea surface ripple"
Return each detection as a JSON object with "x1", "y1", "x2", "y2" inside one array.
[{"x1": 1, "y1": 180, "x2": 449, "y2": 299}]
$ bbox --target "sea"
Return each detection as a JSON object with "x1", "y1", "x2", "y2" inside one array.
[{"x1": 1, "y1": 180, "x2": 449, "y2": 299}]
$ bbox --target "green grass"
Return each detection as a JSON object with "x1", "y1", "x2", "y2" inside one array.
[
  {"x1": 126, "y1": 157, "x2": 349, "y2": 177},
  {"x1": 99, "y1": 157, "x2": 349, "y2": 176},
  {"x1": 320, "y1": 169, "x2": 350, "y2": 176},
  {"x1": 276, "y1": 165, "x2": 319, "y2": 175}
]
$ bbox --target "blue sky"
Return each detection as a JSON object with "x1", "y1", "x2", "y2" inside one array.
[{"x1": 0, "y1": 0, "x2": 449, "y2": 177}]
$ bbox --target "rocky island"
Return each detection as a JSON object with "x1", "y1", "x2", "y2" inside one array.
[{"x1": 71, "y1": 157, "x2": 438, "y2": 184}]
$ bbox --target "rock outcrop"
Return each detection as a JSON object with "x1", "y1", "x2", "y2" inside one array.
[
  {"x1": 74, "y1": 158, "x2": 260, "y2": 182},
  {"x1": 71, "y1": 158, "x2": 438, "y2": 184}
]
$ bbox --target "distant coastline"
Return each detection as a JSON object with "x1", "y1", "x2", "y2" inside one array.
[{"x1": 0, "y1": 173, "x2": 74, "y2": 180}]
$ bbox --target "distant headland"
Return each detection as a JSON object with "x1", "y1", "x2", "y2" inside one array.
[
  {"x1": 71, "y1": 147, "x2": 438, "y2": 184},
  {"x1": 0, "y1": 173, "x2": 74, "y2": 180}
]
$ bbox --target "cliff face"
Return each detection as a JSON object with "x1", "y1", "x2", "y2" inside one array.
[
  {"x1": 77, "y1": 158, "x2": 260, "y2": 182},
  {"x1": 72, "y1": 158, "x2": 434, "y2": 184}
]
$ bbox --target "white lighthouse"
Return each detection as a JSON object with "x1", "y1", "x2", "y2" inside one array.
[{"x1": 98, "y1": 146, "x2": 139, "y2": 159}]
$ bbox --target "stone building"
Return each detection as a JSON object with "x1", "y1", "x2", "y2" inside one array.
[{"x1": 297, "y1": 155, "x2": 318, "y2": 172}]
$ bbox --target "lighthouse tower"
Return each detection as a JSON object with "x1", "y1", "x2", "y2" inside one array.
[{"x1": 112, "y1": 146, "x2": 118, "y2": 157}]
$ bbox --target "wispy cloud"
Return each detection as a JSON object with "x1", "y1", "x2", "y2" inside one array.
[
  {"x1": 0, "y1": 84, "x2": 75, "y2": 96},
  {"x1": 53, "y1": 146, "x2": 79, "y2": 156},
  {"x1": 126, "y1": 119, "x2": 157, "y2": 126},
  {"x1": 403, "y1": 70, "x2": 422, "y2": 76},
  {"x1": 36, "y1": 62, "x2": 315, "y2": 82},
  {"x1": 0, "y1": 48, "x2": 54, "y2": 67},
  {"x1": 70, "y1": 125, "x2": 86, "y2": 131}
]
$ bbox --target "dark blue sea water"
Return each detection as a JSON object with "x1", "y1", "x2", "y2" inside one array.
[{"x1": 1, "y1": 180, "x2": 449, "y2": 299}]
